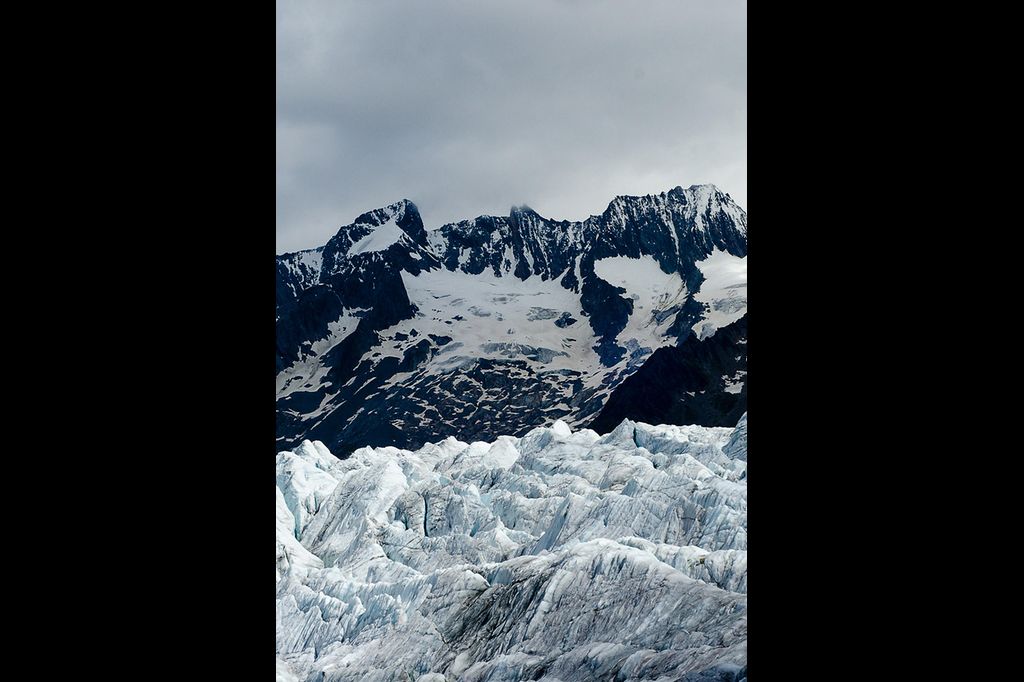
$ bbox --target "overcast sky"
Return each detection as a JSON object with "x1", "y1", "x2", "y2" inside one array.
[{"x1": 277, "y1": 0, "x2": 746, "y2": 254}]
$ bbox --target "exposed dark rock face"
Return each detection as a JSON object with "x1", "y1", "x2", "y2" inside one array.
[{"x1": 590, "y1": 315, "x2": 747, "y2": 433}]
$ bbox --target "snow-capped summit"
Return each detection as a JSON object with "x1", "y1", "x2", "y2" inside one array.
[
  {"x1": 277, "y1": 184, "x2": 747, "y2": 455},
  {"x1": 509, "y1": 203, "x2": 538, "y2": 215}
]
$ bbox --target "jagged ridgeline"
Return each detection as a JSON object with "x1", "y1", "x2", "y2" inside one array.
[{"x1": 277, "y1": 184, "x2": 747, "y2": 455}]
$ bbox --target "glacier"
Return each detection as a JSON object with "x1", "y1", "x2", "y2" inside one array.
[{"x1": 276, "y1": 414, "x2": 747, "y2": 681}]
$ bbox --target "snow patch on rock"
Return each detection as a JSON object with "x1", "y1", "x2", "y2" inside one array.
[
  {"x1": 348, "y1": 217, "x2": 405, "y2": 256},
  {"x1": 693, "y1": 249, "x2": 747, "y2": 339}
]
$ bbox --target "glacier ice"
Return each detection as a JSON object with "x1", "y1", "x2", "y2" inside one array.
[{"x1": 276, "y1": 415, "x2": 747, "y2": 681}]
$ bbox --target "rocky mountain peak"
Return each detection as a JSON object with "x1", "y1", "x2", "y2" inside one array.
[{"x1": 277, "y1": 183, "x2": 747, "y2": 454}]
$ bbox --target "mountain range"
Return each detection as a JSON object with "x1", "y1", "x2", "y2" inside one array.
[{"x1": 276, "y1": 184, "x2": 747, "y2": 456}]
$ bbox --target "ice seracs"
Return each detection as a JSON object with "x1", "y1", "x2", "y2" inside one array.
[{"x1": 276, "y1": 413, "x2": 748, "y2": 681}]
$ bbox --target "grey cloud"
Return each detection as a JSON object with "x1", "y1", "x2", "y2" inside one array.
[{"x1": 277, "y1": 0, "x2": 746, "y2": 253}]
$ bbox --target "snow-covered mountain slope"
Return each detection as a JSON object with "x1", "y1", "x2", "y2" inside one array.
[
  {"x1": 277, "y1": 185, "x2": 747, "y2": 455},
  {"x1": 276, "y1": 414, "x2": 747, "y2": 682}
]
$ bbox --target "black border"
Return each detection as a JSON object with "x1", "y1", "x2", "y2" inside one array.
[{"x1": 50, "y1": 1, "x2": 935, "y2": 675}]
